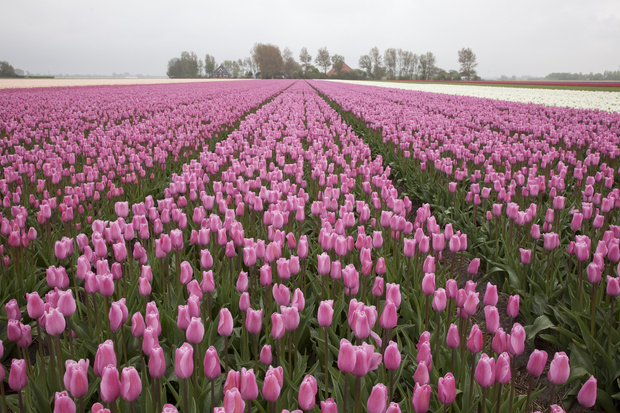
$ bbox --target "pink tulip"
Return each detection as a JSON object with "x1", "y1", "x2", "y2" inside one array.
[
  {"x1": 413, "y1": 361, "x2": 429, "y2": 385},
  {"x1": 411, "y1": 383, "x2": 431, "y2": 413},
  {"x1": 467, "y1": 324, "x2": 483, "y2": 354},
  {"x1": 203, "y1": 346, "x2": 221, "y2": 379},
  {"x1": 367, "y1": 383, "x2": 388, "y2": 413},
  {"x1": 386, "y1": 402, "x2": 401, "y2": 413},
  {"x1": 318, "y1": 300, "x2": 334, "y2": 327},
  {"x1": 474, "y1": 353, "x2": 496, "y2": 387},
  {"x1": 174, "y1": 342, "x2": 194, "y2": 379},
  {"x1": 446, "y1": 324, "x2": 460, "y2": 349},
  {"x1": 298, "y1": 374, "x2": 318, "y2": 411},
  {"x1": 218, "y1": 308, "x2": 233, "y2": 336},
  {"x1": 9, "y1": 359, "x2": 27, "y2": 391},
  {"x1": 526, "y1": 349, "x2": 548, "y2": 377},
  {"x1": 54, "y1": 390, "x2": 76, "y2": 413},
  {"x1": 240, "y1": 368, "x2": 259, "y2": 401},
  {"x1": 438, "y1": 373, "x2": 456, "y2": 405},
  {"x1": 147, "y1": 346, "x2": 166, "y2": 379},
  {"x1": 100, "y1": 365, "x2": 121, "y2": 403},
  {"x1": 223, "y1": 388, "x2": 245, "y2": 413},
  {"x1": 320, "y1": 398, "x2": 338, "y2": 413},
  {"x1": 495, "y1": 352, "x2": 511, "y2": 384},
  {"x1": 337, "y1": 339, "x2": 356, "y2": 373},
  {"x1": 94, "y1": 340, "x2": 117, "y2": 377},
  {"x1": 262, "y1": 366, "x2": 283, "y2": 402},
  {"x1": 186, "y1": 317, "x2": 204, "y2": 344},
  {"x1": 260, "y1": 345, "x2": 273, "y2": 365},
  {"x1": 245, "y1": 308, "x2": 263, "y2": 335},
  {"x1": 64, "y1": 359, "x2": 89, "y2": 398},
  {"x1": 577, "y1": 375, "x2": 597, "y2": 408},
  {"x1": 384, "y1": 341, "x2": 401, "y2": 370},
  {"x1": 120, "y1": 367, "x2": 142, "y2": 402},
  {"x1": 548, "y1": 352, "x2": 570, "y2": 385},
  {"x1": 507, "y1": 294, "x2": 519, "y2": 318},
  {"x1": 421, "y1": 273, "x2": 435, "y2": 296}
]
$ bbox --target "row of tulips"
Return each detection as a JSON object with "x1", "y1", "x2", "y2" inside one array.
[
  {"x1": 0, "y1": 79, "x2": 604, "y2": 413},
  {"x1": 310, "y1": 79, "x2": 620, "y2": 411}
]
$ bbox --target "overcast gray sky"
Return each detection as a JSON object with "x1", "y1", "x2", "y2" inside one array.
[{"x1": 2, "y1": 0, "x2": 619, "y2": 78}]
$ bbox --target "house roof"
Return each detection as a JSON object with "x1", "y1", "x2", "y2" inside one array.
[
  {"x1": 214, "y1": 65, "x2": 231, "y2": 75},
  {"x1": 327, "y1": 62, "x2": 353, "y2": 76}
]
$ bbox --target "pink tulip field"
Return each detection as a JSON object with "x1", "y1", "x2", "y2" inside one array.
[{"x1": 0, "y1": 79, "x2": 618, "y2": 413}]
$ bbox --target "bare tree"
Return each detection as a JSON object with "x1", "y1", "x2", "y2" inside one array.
[
  {"x1": 251, "y1": 43, "x2": 284, "y2": 78},
  {"x1": 315, "y1": 47, "x2": 331, "y2": 74},
  {"x1": 299, "y1": 47, "x2": 312, "y2": 73},
  {"x1": 359, "y1": 55, "x2": 372, "y2": 78},
  {"x1": 458, "y1": 47, "x2": 478, "y2": 80},
  {"x1": 204, "y1": 54, "x2": 216, "y2": 76},
  {"x1": 282, "y1": 47, "x2": 300, "y2": 78},
  {"x1": 369, "y1": 47, "x2": 384, "y2": 80},
  {"x1": 384, "y1": 48, "x2": 397, "y2": 80},
  {"x1": 331, "y1": 54, "x2": 345, "y2": 75},
  {"x1": 398, "y1": 50, "x2": 415, "y2": 80},
  {"x1": 418, "y1": 52, "x2": 437, "y2": 80}
]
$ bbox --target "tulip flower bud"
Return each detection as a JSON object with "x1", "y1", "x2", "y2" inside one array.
[
  {"x1": 245, "y1": 308, "x2": 263, "y2": 335},
  {"x1": 386, "y1": 402, "x2": 402, "y2": 413},
  {"x1": 260, "y1": 345, "x2": 273, "y2": 365},
  {"x1": 507, "y1": 294, "x2": 519, "y2": 318},
  {"x1": 367, "y1": 383, "x2": 388, "y2": 413},
  {"x1": 218, "y1": 308, "x2": 233, "y2": 336},
  {"x1": 421, "y1": 273, "x2": 435, "y2": 296},
  {"x1": 9, "y1": 359, "x2": 27, "y2": 391},
  {"x1": 223, "y1": 388, "x2": 245, "y2": 413},
  {"x1": 64, "y1": 359, "x2": 89, "y2": 398},
  {"x1": 411, "y1": 383, "x2": 431, "y2": 413},
  {"x1": 384, "y1": 341, "x2": 401, "y2": 370},
  {"x1": 446, "y1": 324, "x2": 460, "y2": 349},
  {"x1": 94, "y1": 340, "x2": 117, "y2": 377},
  {"x1": 298, "y1": 374, "x2": 318, "y2": 411},
  {"x1": 438, "y1": 373, "x2": 456, "y2": 405},
  {"x1": 148, "y1": 346, "x2": 166, "y2": 379},
  {"x1": 548, "y1": 352, "x2": 570, "y2": 386},
  {"x1": 318, "y1": 300, "x2": 334, "y2": 327},
  {"x1": 526, "y1": 349, "x2": 548, "y2": 377},
  {"x1": 414, "y1": 361, "x2": 430, "y2": 385},
  {"x1": 186, "y1": 317, "x2": 204, "y2": 344},
  {"x1": 495, "y1": 352, "x2": 511, "y2": 384},
  {"x1": 175, "y1": 343, "x2": 194, "y2": 379},
  {"x1": 432, "y1": 288, "x2": 447, "y2": 312},
  {"x1": 321, "y1": 398, "x2": 338, "y2": 413},
  {"x1": 100, "y1": 365, "x2": 121, "y2": 403},
  {"x1": 337, "y1": 339, "x2": 355, "y2": 373},
  {"x1": 467, "y1": 324, "x2": 483, "y2": 354},
  {"x1": 120, "y1": 367, "x2": 142, "y2": 402},
  {"x1": 475, "y1": 353, "x2": 496, "y2": 387},
  {"x1": 54, "y1": 390, "x2": 76, "y2": 413},
  {"x1": 262, "y1": 366, "x2": 282, "y2": 402},
  {"x1": 240, "y1": 368, "x2": 259, "y2": 401},
  {"x1": 577, "y1": 375, "x2": 597, "y2": 408}
]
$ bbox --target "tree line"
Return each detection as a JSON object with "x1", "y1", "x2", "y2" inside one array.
[
  {"x1": 545, "y1": 71, "x2": 620, "y2": 81},
  {"x1": 166, "y1": 45, "x2": 480, "y2": 81}
]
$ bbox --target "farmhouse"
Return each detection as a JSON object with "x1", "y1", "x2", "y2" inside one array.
[
  {"x1": 212, "y1": 65, "x2": 232, "y2": 78},
  {"x1": 327, "y1": 62, "x2": 353, "y2": 76}
]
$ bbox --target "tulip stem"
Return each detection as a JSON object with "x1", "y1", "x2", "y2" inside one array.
[
  {"x1": 495, "y1": 384, "x2": 502, "y2": 413},
  {"x1": 590, "y1": 284, "x2": 598, "y2": 336},
  {"x1": 184, "y1": 378, "x2": 189, "y2": 413},
  {"x1": 548, "y1": 384, "x2": 556, "y2": 410},
  {"x1": 54, "y1": 334, "x2": 65, "y2": 380},
  {"x1": 609, "y1": 299, "x2": 615, "y2": 355},
  {"x1": 254, "y1": 333, "x2": 259, "y2": 372},
  {"x1": 389, "y1": 369, "x2": 394, "y2": 403},
  {"x1": 211, "y1": 379, "x2": 215, "y2": 413},
  {"x1": 224, "y1": 336, "x2": 229, "y2": 372},
  {"x1": 481, "y1": 387, "x2": 487, "y2": 413},
  {"x1": 508, "y1": 359, "x2": 515, "y2": 413},
  {"x1": 18, "y1": 390, "x2": 23, "y2": 413},
  {"x1": 467, "y1": 353, "x2": 476, "y2": 411},
  {"x1": 343, "y1": 373, "x2": 348, "y2": 413},
  {"x1": 424, "y1": 295, "x2": 430, "y2": 331},
  {"x1": 354, "y1": 376, "x2": 361, "y2": 413},
  {"x1": 288, "y1": 331, "x2": 293, "y2": 381},
  {"x1": 524, "y1": 379, "x2": 534, "y2": 413},
  {"x1": 324, "y1": 326, "x2": 329, "y2": 400},
  {"x1": 1, "y1": 383, "x2": 7, "y2": 413}
]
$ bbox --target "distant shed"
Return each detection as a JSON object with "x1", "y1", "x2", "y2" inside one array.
[{"x1": 212, "y1": 65, "x2": 232, "y2": 78}]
